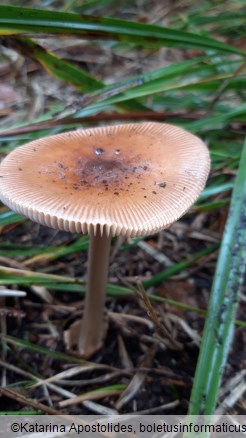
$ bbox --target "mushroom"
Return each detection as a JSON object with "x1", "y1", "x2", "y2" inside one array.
[{"x1": 0, "y1": 122, "x2": 210, "y2": 356}]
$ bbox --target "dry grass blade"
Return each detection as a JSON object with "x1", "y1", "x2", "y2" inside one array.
[
  {"x1": 0, "y1": 359, "x2": 117, "y2": 415},
  {"x1": 59, "y1": 386, "x2": 125, "y2": 408},
  {"x1": 0, "y1": 387, "x2": 60, "y2": 414},
  {"x1": 58, "y1": 371, "x2": 124, "y2": 388},
  {"x1": 0, "y1": 257, "x2": 25, "y2": 269},
  {"x1": 30, "y1": 366, "x2": 98, "y2": 388},
  {"x1": 168, "y1": 313, "x2": 201, "y2": 346},
  {"x1": 137, "y1": 240, "x2": 173, "y2": 266},
  {"x1": 0, "y1": 288, "x2": 26, "y2": 297},
  {"x1": 108, "y1": 311, "x2": 154, "y2": 330},
  {"x1": 136, "y1": 399, "x2": 180, "y2": 414},
  {"x1": 48, "y1": 382, "x2": 118, "y2": 415},
  {"x1": 216, "y1": 370, "x2": 246, "y2": 414},
  {"x1": 117, "y1": 334, "x2": 134, "y2": 370},
  {"x1": 30, "y1": 285, "x2": 54, "y2": 303},
  {"x1": 0, "y1": 265, "x2": 78, "y2": 283},
  {"x1": 115, "y1": 346, "x2": 157, "y2": 411}
]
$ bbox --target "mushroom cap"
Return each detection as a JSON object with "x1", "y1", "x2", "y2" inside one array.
[{"x1": 0, "y1": 122, "x2": 210, "y2": 237}]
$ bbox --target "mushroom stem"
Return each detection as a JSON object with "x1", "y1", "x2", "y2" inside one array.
[{"x1": 78, "y1": 231, "x2": 111, "y2": 356}]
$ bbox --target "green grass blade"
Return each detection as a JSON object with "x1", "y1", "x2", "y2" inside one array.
[
  {"x1": 0, "y1": 209, "x2": 25, "y2": 226},
  {"x1": 184, "y1": 11, "x2": 246, "y2": 28},
  {"x1": 188, "y1": 137, "x2": 246, "y2": 416},
  {"x1": 79, "y1": 61, "x2": 246, "y2": 107},
  {"x1": 0, "y1": 334, "x2": 92, "y2": 365},
  {"x1": 143, "y1": 244, "x2": 219, "y2": 289},
  {"x1": 0, "y1": 244, "x2": 218, "y2": 290},
  {"x1": 199, "y1": 182, "x2": 234, "y2": 201},
  {"x1": 0, "y1": 236, "x2": 88, "y2": 259},
  {"x1": 10, "y1": 38, "x2": 103, "y2": 92},
  {"x1": 0, "y1": 6, "x2": 245, "y2": 54},
  {"x1": 184, "y1": 103, "x2": 246, "y2": 132},
  {"x1": 0, "y1": 411, "x2": 41, "y2": 415}
]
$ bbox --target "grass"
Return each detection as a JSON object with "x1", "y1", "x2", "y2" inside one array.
[
  {"x1": 0, "y1": 0, "x2": 245, "y2": 417},
  {"x1": 188, "y1": 137, "x2": 246, "y2": 416}
]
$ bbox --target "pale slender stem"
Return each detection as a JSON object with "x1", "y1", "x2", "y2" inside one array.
[{"x1": 78, "y1": 232, "x2": 111, "y2": 356}]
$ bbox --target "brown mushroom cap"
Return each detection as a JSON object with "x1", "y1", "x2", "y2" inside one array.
[{"x1": 0, "y1": 122, "x2": 210, "y2": 237}]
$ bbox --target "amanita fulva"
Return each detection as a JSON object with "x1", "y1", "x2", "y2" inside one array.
[{"x1": 0, "y1": 123, "x2": 210, "y2": 356}]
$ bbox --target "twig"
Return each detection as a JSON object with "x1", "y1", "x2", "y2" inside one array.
[
  {"x1": 0, "y1": 387, "x2": 60, "y2": 414},
  {"x1": 136, "y1": 279, "x2": 183, "y2": 350},
  {"x1": 0, "y1": 111, "x2": 202, "y2": 138}
]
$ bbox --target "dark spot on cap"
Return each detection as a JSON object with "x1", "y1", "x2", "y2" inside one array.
[
  {"x1": 144, "y1": 195, "x2": 147, "y2": 198},
  {"x1": 152, "y1": 191, "x2": 157, "y2": 195},
  {"x1": 114, "y1": 192, "x2": 119, "y2": 196},
  {"x1": 143, "y1": 166, "x2": 148, "y2": 171},
  {"x1": 73, "y1": 184, "x2": 79, "y2": 190},
  {"x1": 18, "y1": 168, "x2": 23, "y2": 171},
  {"x1": 95, "y1": 148, "x2": 104, "y2": 155},
  {"x1": 57, "y1": 163, "x2": 69, "y2": 171},
  {"x1": 159, "y1": 182, "x2": 166, "y2": 188}
]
